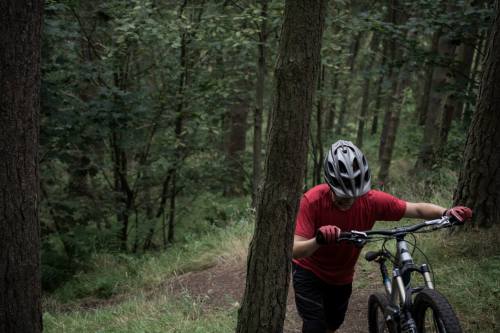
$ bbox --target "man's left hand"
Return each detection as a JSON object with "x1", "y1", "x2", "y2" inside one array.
[{"x1": 445, "y1": 206, "x2": 472, "y2": 223}]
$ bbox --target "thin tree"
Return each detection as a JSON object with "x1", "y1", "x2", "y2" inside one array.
[
  {"x1": 0, "y1": 1, "x2": 44, "y2": 332},
  {"x1": 371, "y1": 35, "x2": 389, "y2": 135},
  {"x1": 252, "y1": 0, "x2": 268, "y2": 207},
  {"x1": 454, "y1": 0, "x2": 500, "y2": 228},
  {"x1": 335, "y1": 33, "x2": 361, "y2": 136},
  {"x1": 378, "y1": 0, "x2": 401, "y2": 166},
  {"x1": 417, "y1": 32, "x2": 440, "y2": 126},
  {"x1": 415, "y1": 1, "x2": 459, "y2": 172},
  {"x1": 313, "y1": 65, "x2": 326, "y2": 185},
  {"x1": 462, "y1": 30, "x2": 487, "y2": 126},
  {"x1": 235, "y1": 0, "x2": 327, "y2": 331},
  {"x1": 356, "y1": 33, "x2": 379, "y2": 148},
  {"x1": 378, "y1": 0, "x2": 411, "y2": 184}
]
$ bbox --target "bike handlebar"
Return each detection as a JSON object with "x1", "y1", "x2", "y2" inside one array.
[{"x1": 336, "y1": 215, "x2": 460, "y2": 244}]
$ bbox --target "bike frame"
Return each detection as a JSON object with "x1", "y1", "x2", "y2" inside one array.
[{"x1": 378, "y1": 235, "x2": 434, "y2": 310}]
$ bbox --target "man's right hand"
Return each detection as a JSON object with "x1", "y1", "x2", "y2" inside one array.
[{"x1": 316, "y1": 225, "x2": 341, "y2": 245}]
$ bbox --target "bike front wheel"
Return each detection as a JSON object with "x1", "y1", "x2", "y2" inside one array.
[
  {"x1": 368, "y1": 293, "x2": 398, "y2": 333},
  {"x1": 413, "y1": 288, "x2": 462, "y2": 333}
]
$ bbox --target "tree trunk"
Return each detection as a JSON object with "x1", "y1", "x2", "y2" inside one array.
[
  {"x1": 417, "y1": 32, "x2": 440, "y2": 126},
  {"x1": 415, "y1": 30, "x2": 457, "y2": 170},
  {"x1": 313, "y1": 65, "x2": 326, "y2": 185},
  {"x1": 235, "y1": 1, "x2": 326, "y2": 332},
  {"x1": 252, "y1": 0, "x2": 268, "y2": 207},
  {"x1": 440, "y1": 24, "x2": 479, "y2": 148},
  {"x1": 371, "y1": 38, "x2": 388, "y2": 135},
  {"x1": 225, "y1": 101, "x2": 249, "y2": 196},
  {"x1": 378, "y1": 0, "x2": 407, "y2": 183},
  {"x1": 335, "y1": 34, "x2": 360, "y2": 136},
  {"x1": 111, "y1": 131, "x2": 133, "y2": 251},
  {"x1": 0, "y1": 1, "x2": 44, "y2": 332},
  {"x1": 453, "y1": 40, "x2": 476, "y2": 120},
  {"x1": 415, "y1": 2, "x2": 459, "y2": 171},
  {"x1": 356, "y1": 33, "x2": 379, "y2": 148},
  {"x1": 378, "y1": 5, "x2": 398, "y2": 162},
  {"x1": 168, "y1": 171, "x2": 177, "y2": 243},
  {"x1": 378, "y1": 66, "x2": 404, "y2": 183},
  {"x1": 165, "y1": 0, "x2": 198, "y2": 242},
  {"x1": 462, "y1": 31, "x2": 486, "y2": 126},
  {"x1": 326, "y1": 72, "x2": 338, "y2": 131},
  {"x1": 454, "y1": 1, "x2": 500, "y2": 228}
]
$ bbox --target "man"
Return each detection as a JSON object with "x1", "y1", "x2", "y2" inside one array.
[{"x1": 292, "y1": 140, "x2": 472, "y2": 333}]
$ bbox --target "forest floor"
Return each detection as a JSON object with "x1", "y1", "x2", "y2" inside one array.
[{"x1": 164, "y1": 259, "x2": 378, "y2": 333}]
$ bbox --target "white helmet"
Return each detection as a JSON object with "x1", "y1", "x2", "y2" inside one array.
[{"x1": 324, "y1": 140, "x2": 371, "y2": 198}]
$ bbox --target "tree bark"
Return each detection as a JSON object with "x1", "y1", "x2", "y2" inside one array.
[
  {"x1": 454, "y1": 1, "x2": 500, "y2": 228},
  {"x1": 335, "y1": 33, "x2": 360, "y2": 136},
  {"x1": 440, "y1": 20, "x2": 479, "y2": 148},
  {"x1": 453, "y1": 40, "x2": 477, "y2": 120},
  {"x1": 417, "y1": 32, "x2": 440, "y2": 126},
  {"x1": 0, "y1": 1, "x2": 44, "y2": 332},
  {"x1": 356, "y1": 33, "x2": 379, "y2": 148},
  {"x1": 378, "y1": 0, "x2": 408, "y2": 183},
  {"x1": 378, "y1": 1, "x2": 398, "y2": 162},
  {"x1": 235, "y1": 1, "x2": 327, "y2": 332},
  {"x1": 462, "y1": 31, "x2": 486, "y2": 126},
  {"x1": 371, "y1": 37, "x2": 388, "y2": 135},
  {"x1": 313, "y1": 65, "x2": 326, "y2": 185},
  {"x1": 225, "y1": 100, "x2": 249, "y2": 196},
  {"x1": 415, "y1": 2, "x2": 459, "y2": 171},
  {"x1": 252, "y1": 0, "x2": 268, "y2": 207},
  {"x1": 326, "y1": 72, "x2": 339, "y2": 131}
]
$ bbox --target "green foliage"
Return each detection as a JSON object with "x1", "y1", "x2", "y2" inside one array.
[
  {"x1": 40, "y1": 0, "x2": 282, "y2": 290},
  {"x1": 45, "y1": 196, "x2": 252, "y2": 303}
]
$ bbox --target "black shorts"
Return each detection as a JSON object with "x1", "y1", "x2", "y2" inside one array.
[{"x1": 292, "y1": 263, "x2": 352, "y2": 333}]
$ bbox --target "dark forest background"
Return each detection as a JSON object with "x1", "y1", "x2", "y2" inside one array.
[
  {"x1": 40, "y1": 0, "x2": 493, "y2": 288},
  {"x1": 1, "y1": 0, "x2": 499, "y2": 332}
]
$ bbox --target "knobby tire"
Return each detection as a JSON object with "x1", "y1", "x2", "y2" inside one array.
[
  {"x1": 413, "y1": 288, "x2": 462, "y2": 333},
  {"x1": 368, "y1": 293, "x2": 398, "y2": 333}
]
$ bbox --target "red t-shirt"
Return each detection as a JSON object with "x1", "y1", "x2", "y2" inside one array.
[{"x1": 293, "y1": 184, "x2": 406, "y2": 285}]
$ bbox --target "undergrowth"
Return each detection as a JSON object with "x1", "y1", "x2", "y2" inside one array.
[{"x1": 44, "y1": 159, "x2": 499, "y2": 332}]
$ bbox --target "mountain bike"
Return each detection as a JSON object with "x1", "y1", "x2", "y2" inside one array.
[{"x1": 337, "y1": 216, "x2": 463, "y2": 333}]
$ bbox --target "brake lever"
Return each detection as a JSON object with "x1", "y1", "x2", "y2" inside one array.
[{"x1": 340, "y1": 230, "x2": 368, "y2": 248}]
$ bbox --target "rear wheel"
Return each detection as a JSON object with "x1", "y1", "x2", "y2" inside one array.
[
  {"x1": 413, "y1": 288, "x2": 462, "y2": 333},
  {"x1": 368, "y1": 293, "x2": 398, "y2": 333}
]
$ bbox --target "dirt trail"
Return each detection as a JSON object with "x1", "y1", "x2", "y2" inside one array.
[{"x1": 167, "y1": 260, "x2": 377, "y2": 332}]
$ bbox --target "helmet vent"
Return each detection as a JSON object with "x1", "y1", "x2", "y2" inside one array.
[
  {"x1": 339, "y1": 161, "x2": 347, "y2": 173},
  {"x1": 342, "y1": 177, "x2": 351, "y2": 189},
  {"x1": 331, "y1": 177, "x2": 341, "y2": 188},
  {"x1": 355, "y1": 175, "x2": 361, "y2": 188},
  {"x1": 352, "y1": 158, "x2": 359, "y2": 171}
]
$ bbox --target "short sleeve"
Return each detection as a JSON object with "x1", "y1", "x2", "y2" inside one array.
[
  {"x1": 370, "y1": 190, "x2": 407, "y2": 221},
  {"x1": 295, "y1": 195, "x2": 316, "y2": 238}
]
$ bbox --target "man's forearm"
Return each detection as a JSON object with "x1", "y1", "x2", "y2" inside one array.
[
  {"x1": 405, "y1": 202, "x2": 446, "y2": 219},
  {"x1": 292, "y1": 238, "x2": 320, "y2": 259}
]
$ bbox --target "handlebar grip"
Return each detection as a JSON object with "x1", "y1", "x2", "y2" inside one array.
[
  {"x1": 338, "y1": 232, "x2": 352, "y2": 239},
  {"x1": 315, "y1": 230, "x2": 326, "y2": 245}
]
